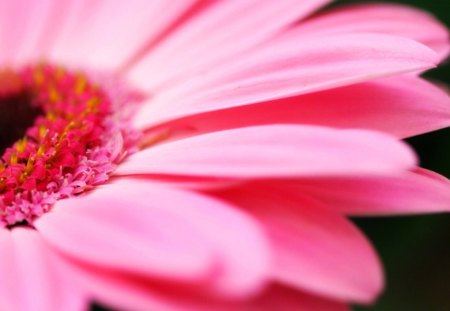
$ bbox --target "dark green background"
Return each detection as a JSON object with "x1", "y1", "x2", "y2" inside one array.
[
  {"x1": 332, "y1": 1, "x2": 450, "y2": 310},
  {"x1": 93, "y1": 1, "x2": 450, "y2": 310}
]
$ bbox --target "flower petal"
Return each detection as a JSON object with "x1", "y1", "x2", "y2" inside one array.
[
  {"x1": 294, "y1": 3, "x2": 450, "y2": 60},
  {"x1": 143, "y1": 75, "x2": 450, "y2": 140},
  {"x1": 53, "y1": 259, "x2": 347, "y2": 311},
  {"x1": 117, "y1": 125, "x2": 416, "y2": 178},
  {"x1": 134, "y1": 33, "x2": 438, "y2": 128},
  {"x1": 52, "y1": 257, "x2": 238, "y2": 311},
  {"x1": 35, "y1": 189, "x2": 213, "y2": 282},
  {"x1": 0, "y1": 0, "x2": 53, "y2": 65},
  {"x1": 215, "y1": 184, "x2": 383, "y2": 304},
  {"x1": 0, "y1": 228, "x2": 86, "y2": 311},
  {"x1": 127, "y1": 0, "x2": 331, "y2": 91},
  {"x1": 243, "y1": 285, "x2": 350, "y2": 311},
  {"x1": 35, "y1": 179, "x2": 270, "y2": 297},
  {"x1": 48, "y1": 0, "x2": 197, "y2": 70},
  {"x1": 296, "y1": 168, "x2": 450, "y2": 216}
]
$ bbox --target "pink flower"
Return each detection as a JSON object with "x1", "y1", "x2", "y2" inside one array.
[{"x1": 0, "y1": 1, "x2": 449, "y2": 310}]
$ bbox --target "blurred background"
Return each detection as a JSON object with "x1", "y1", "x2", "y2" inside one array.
[{"x1": 333, "y1": 0, "x2": 450, "y2": 310}]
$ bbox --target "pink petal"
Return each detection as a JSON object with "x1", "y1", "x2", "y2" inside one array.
[
  {"x1": 0, "y1": 230, "x2": 18, "y2": 311},
  {"x1": 295, "y1": 168, "x2": 450, "y2": 215},
  {"x1": 143, "y1": 75, "x2": 450, "y2": 140},
  {"x1": 35, "y1": 179, "x2": 270, "y2": 297},
  {"x1": 0, "y1": 0, "x2": 53, "y2": 65},
  {"x1": 127, "y1": 0, "x2": 331, "y2": 91},
  {"x1": 243, "y1": 284, "x2": 350, "y2": 311},
  {"x1": 0, "y1": 228, "x2": 86, "y2": 311},
  {"x1": 48, "y1": 0, "x2": 197, "y2": 70},
  {"x1": 134, "y1": 33, "x2": 438, "y2": 128},
  {"x1": 294, "y1": 3, "x2": 450, "y2": 61},
  {"x1": 35, "y1": 191, "x2": 213, "y2": 282},
  {"x1": 53, "y1": 257, "x2": 236, "y2": 311},
  {"x1": 116, "y1": 125, "x2": 416, "y2": 178},
  {"x1": 215, "y1": 185, "x2": 383, "y2": 304},
  {"x1": 56, "y1": 259, "x2": 347, "y2": 311}
]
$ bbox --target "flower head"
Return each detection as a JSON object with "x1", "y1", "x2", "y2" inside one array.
[{"x1": 0, "y1": 1, "x2": 449, "y2": 311}]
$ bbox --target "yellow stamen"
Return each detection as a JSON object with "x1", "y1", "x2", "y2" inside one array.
[
  {"x1": 25, "y1": 157, "x2": 35, "y2": 174},
  {"x1": 33, "y1": 68, "x2": 45, "y2": 85},
  {"x1": 83, "y1": 97, "x2": 100, "y2": 114},
  {"x1": 46, "y1": 111, "x2": 57, "y2": 121},
  {"x1": 75, "y1": 74, "x2": 87, "y2": 94},
  {"x1": 16, "y1": 137, "x2": 28, "y2": 154},
  {"x1": 48, "y1": 86, "x2": 61, "y2": 102},
  {"x1": 37, "y1": 145, "x2": 45, "y2": 158},
  {"x1": 19, "y1": 172, "x2": 27, "y2": 184},
  {"x1": 39, "y1": 125, "x2": 48, "y2": 139},
  {"x1": 10, "y1": 153, "x2": 18, "y2": 165},
  {"x1": 55, "y1": 67, "x2": 65, "y2": 80}
]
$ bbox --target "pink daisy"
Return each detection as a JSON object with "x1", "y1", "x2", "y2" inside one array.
[{"x1": 0, "y1": 1, "x2": 449, "y2": 310}]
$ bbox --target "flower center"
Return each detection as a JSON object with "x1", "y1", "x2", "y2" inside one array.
[
  {"x1": 0, "y1": 72, "x2": 43, "y2": 153},
  {"x1": 0, "y1": 64, "x2": 141, "y2": 227}
]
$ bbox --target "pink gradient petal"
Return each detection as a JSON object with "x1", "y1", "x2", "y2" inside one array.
[
  {"x1": 36, "y1": 179, "x2": 270, "y2": 297},
  {"x1": 243, "y1": 284, "x2": 350, "y2": 311},
  {"x1": 54, "y1": 258, "x2": 347, "y2": 311},
  {"x1": 0, "y1": 0, "x2": 53, "y2": 65},
  {"x1": 48, "y1": 0, "x2": 197, "y2": 70},
  {"x1": 35, "y1": 192, "x2": 214, "y2": 282},
  {"x1": 293, "y1": 168, "x2": 450, "y2": 216},
  {"x1": 215, "y1": 185, "x2": 383, "y2": 304},
  {"x1": 93, "y1": 179, "x2": 271, "y2": 298},
  {"x1": 294, "y1": 3, "x2": 450, "y2": 60},
  {"x1": 51, "y1": 262, "x2": 230, "y2": 311},
  {"x1": 143, "y1": 75, "x2": 450, "y2": 140},
  {"x1": 53, "y1": 257, "x2": 238, "y2": 311},
  {"x1": 127, "y1": 0, "x2": 331, "y2": 91},
  {"x1": 116, "y1": 125, "x2": 416, "y2": 178},
  {"x1": 0, "y1": 230, "x2": 18, "y2": 311},
  {"x1": 134, "y1": 33, "x2": 438, "y2": 128},
  {"x1": 26, "y1": 0, "x2": 82, "y2": 61},
  {"x1": 0, "y1": 228, "x2": 85, "y2": 311}
]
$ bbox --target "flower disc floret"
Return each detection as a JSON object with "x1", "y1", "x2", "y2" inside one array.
[{"x1": 0, "y1": 64, "x2": 139, "y2": 227}]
